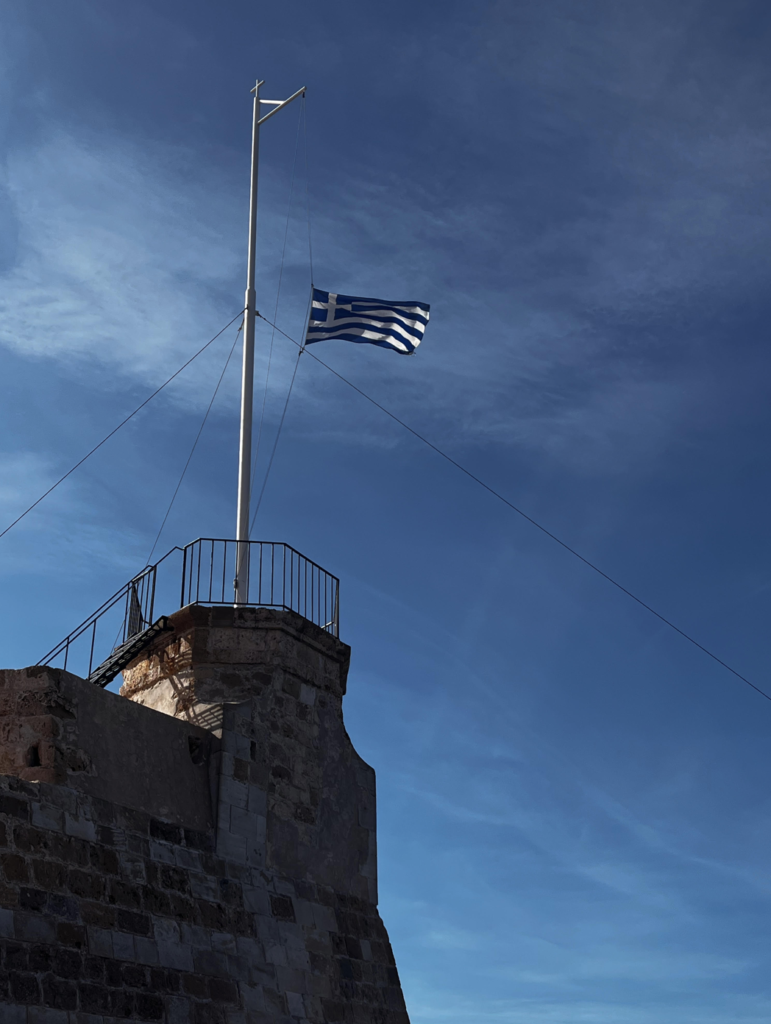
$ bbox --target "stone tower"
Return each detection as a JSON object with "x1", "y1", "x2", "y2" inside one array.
[{"x1": 0, "y1": 552, "x2": 410, "y2": 1023}]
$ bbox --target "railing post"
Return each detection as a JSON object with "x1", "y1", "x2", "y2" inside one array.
[
  {"x1": 88, "y1": 620, "x2": 97, "y2": 677},
  {"x1": 180, "y1": 546, "x2": 187, "y2": 608}
]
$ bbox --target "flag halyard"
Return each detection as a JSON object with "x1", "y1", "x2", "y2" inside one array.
[{"x1": 305, "y1": 288, "x2": 430, "y2": 354}]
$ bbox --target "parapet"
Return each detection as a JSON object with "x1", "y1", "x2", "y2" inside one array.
[{"x1": 0, "y1": 664, "x2": 215, "y2": 830}]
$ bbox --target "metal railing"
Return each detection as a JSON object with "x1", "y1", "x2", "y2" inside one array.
[
  {"x1": 38, "y1": 539, "x2": 340, "y2": 684},
  {"x1": 182, "y1": 539, "x2": 339, "y2": 630}
]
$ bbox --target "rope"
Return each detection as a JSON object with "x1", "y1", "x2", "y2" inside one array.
[
  {"x1": 247, "y1": 96, "x2": 315, "y2": 535},
  {"x1": 249, "y1": 100, "x2": 305, "y2": 506},
  {"x1": 302, "y1": 96, "x2": 314, "y2": 282},
  {"x1": 145, "y1": 321, "x2": 243, "y2": 565},
  {"x1": 249, "y1": 342, "x2": 305, "y2": 534},
  {"x1": 258, "y1": 312, "x2": 771, "y2": 706},
  {"x1": 0, "y1": 310, "x2": 245, "y2": 541}
]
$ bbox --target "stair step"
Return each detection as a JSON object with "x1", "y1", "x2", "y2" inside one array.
[{"x1": 88, "y1": 617, "x2": 173, "y2": 688}]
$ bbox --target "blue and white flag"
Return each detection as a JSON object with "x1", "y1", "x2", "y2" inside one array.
[{"x1": 305, "y1": 288, "x2": 430, "y2": 355}]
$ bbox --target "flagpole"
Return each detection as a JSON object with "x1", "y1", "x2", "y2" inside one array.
[
  {"x1": 234, "y1": 79, "x2": 306, "y2": 606},
  {"x1": 234, "y1": 79, "x2": 262, "y2": 605}
]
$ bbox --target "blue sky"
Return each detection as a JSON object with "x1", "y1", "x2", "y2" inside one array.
[{"x1": 3, "y1": 1, "x2": 771, "y2": 1020}]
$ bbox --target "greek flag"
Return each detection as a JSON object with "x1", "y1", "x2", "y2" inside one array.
[{"x1": 305, "y1": 288, "x2": 430, "y2": 355}]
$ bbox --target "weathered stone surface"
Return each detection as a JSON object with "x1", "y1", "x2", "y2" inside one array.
[
  {"x1": 122, "y1": 607, "x2": 375, "y2": 901},
  {"x1": 0, "y1": 668, "x2": 215, "y2": 831},
  {"x1": 121, "y1": 605, "x2": 350, "y2": 726},
  {"x1": 0, "y1": 607, "x2": 409, "y2": 1022}
]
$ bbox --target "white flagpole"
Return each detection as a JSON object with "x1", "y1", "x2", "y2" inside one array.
[
  {"x1": 234, "y1": 79, "x2": 306, "y2": 605},
  {"x1": 234, "y1": 79, "x2": 262, "y2": 605}
]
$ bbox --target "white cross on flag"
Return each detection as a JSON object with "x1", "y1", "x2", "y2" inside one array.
[{"x1": 305, "y1": 288, "x2": 430, "y2": 355}]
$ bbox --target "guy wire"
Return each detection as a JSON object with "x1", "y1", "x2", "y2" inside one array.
[
  {"x1": 145, "y1": 321, "x2": 243, "y2": 566},
  {"x1": 249, "y1": 100, "x2": 304, "y2": 507},
  {"x1": 0, "y1": 310, "x2": 245, "y2": 541},
  {"x1": 257, "y1": 311, "x2": 771, "y2": 706}
]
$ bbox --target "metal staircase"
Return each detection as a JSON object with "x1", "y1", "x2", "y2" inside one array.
[{"x1": 87, "y1": 617, "x2": 173, "y2": 688}]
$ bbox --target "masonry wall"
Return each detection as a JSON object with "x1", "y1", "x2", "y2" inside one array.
[
  {"x1": 0, "y1": 607, "x2": 410, "y2": 1024},
  {"x1": 0, "y1": 667, "x2": 215, "y2": 831}
]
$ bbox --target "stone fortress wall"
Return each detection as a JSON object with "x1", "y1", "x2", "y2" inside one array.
[{"x1": 0, "y1": 605, "x2": 410, "y2": 1024}]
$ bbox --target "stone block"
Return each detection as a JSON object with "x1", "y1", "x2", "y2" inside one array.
[
  {"x1": 166, "y1": 995, "x2": 192, "y2": 1024},
  {"x1": 292, "y1": 900, "x2": 315, "y2": 928},
  {"x1": 247, "y1": 786, "x2": 267, "y2": 816},
  {"x1": 28, "y1": 1008, "x2": 69, "y2": 1024},
  {"x1": 307, "y1": 973, "x2": 331, "y2": 999},
  {"x1": 64, "y1": 813, "x2": 97, "y2": 843},
  {"x1": 302, "y1": 993, "x2": 324, "y2": 1021},
  {"x1": 158, "y1": 939, "x2": 194, "y2": 971},
  {"x1": 311, "y1": 904, "x2": 337, "y2": 933},
  {"x1": 241, "y1": 884, "x2": 268, "y2": 914},
  {"x1": 225, "y1": 953, "x2": 250, "y2": 983},
  {"x1": 264, "y1": 942, "x2": 288, "y2": 967},
  {"x1": 174, "y1": 847, "x2": 202, "y2": 871},
  {"x1": 231, "y1": 733, "x2": 252, "y2": 760},
  {"x1": 148, "y1": 840, "x2": 176, "y2": 864},
  {"x1": 217, "y1": 831, "x2": 247, "y2": 865},
  {"x1": 285, "y1": 944, "x2": 311, "y2": 972},
  {"x1": 133, "y1": 935, "x2": 159, "y2": 966},
  {"x1": 220, "y1": 777, "x2": 249, "y2": 811},
  {"x1": 272, "y1": 879, "x2": 296, "y2": 898},
  {"x1": 193, "y1": 948, "x2": 231, "y2": 978},
  {"x1": 211, "y1": 931, "x2": 237, "y2": 955},
  {"x1": 0, "y1": 1004, "x2": 26, "y2": 1023},
  {"x1": 189, "y1": 873, "x2": 219, "y2": 901},
  {"x1": 14, "y1": 910, "x2": 56, "y2": 943},
  {"x1": 285, "y1": 991, "x2": 306, "y2": 1017},
  {"x1": 276, "y1": 967, "x2": 307, "y2": 994},
  {"x1": 229, "y1": 806, "x2": 257, "y2": 840},
  {"x1": 253, "y1": 914, "x2": 279, "y2": 944},
  {"x1": 153, "y1": 917, "x2": 180, "y2": 943},
  {"x1": 112, "y1": 929, "x2": 135, "y2": 960},
  {"x1": 31, "y1": 802, "x2": 64, "y2": 832},
  {"x1": 298, "y1": 683, "x2": 316, "y2": 707},
  {"x1": 180, "y1": 922, "x2": 212, "y2": 948},
  {"x1": 235, "y1": 936, "x2": 261, "y2": 961},
  {"x1": 241, "y1": 984, "x2": 266, "y2": 1012},
  {"x1": 246, "y1": 844, "x2": 266, "y2": 869}
]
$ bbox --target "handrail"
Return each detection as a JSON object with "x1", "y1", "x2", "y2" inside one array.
[{"x1": 38, "y1": 539, "x2": 339, "y2": 683}]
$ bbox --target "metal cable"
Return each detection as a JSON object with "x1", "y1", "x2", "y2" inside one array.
[
  {"x1": 258, "y1": 311, "x2": 771, "y2": 706},
  {"x1": 145, "y1": 322, "x2": 243, "y2": 565},
  {"x1": 249, "y1": 100, "x2": 305, "y2": 506},
  {"x1": 249, "y1": 344, "x2": 304, "y2": 534},
  {"x1": 302, "y1": 96, "x2": 314, "y2": 282},
  {"x1": 0, "y1": 310, "x2": 245, "y2": 541},
  {"x1": 247, "y1": 96, "x2": 314, "y2": 535}
]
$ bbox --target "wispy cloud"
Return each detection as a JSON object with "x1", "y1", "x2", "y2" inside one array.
[
  {"x1": 0, "y1": 129, "x2": 241, "y2": 386},
  {"x1": 3, "y1": 99, "x2": 762, "y2": 478}
]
